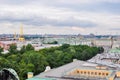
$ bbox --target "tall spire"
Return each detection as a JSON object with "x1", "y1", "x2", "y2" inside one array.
[
  {"x1": 20, "y1": 24, "x2": 23, "y2": 38},
  {"x1": 19, "y1": 23, "x2": 25, "y2": 41}
]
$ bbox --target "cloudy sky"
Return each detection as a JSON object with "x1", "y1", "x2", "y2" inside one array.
[{"x1": 0, "y1": 0, "x2": 120, "y2": 35}]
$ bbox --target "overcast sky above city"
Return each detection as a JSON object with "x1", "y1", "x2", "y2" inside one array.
[{"x1": 0, "y1": 0, "x2": 120, "y2": 35}]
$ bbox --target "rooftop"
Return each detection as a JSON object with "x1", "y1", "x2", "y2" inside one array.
[
  {"x1": 26, "y1": 78, "x2": 55, "y2": 80},
  {"x1": 26, "y1": 60, "x2": 118, "y2": 80},
  {"x1": 109, "y1": 48, "x2": 120, "y2": 53}
]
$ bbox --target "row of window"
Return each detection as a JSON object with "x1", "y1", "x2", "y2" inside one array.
[{"x1": 74, "y1": 70, "x2": 109, "y2": 76}]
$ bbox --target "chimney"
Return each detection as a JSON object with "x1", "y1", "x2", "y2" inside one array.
[
  {"x1": 73, "y1": 59, "x2": 77, "y2": 62},
  {"x1": 27, "y1": 72, "x2": 33, "y2": 79}
]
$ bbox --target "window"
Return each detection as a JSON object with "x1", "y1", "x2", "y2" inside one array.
[
  {"x1": 81, "y1": 71, "x2": 83, "y2": 74},
  {"x1": 77, "y1": 70, "x2": 79, "y2": 73},
  {"x1": 106, "y1": 73, "x2": 108, "y2": 76},
  {"x1": 99, "y1": 73, "x2": 101, "y2": 75},
  {"x1": 95, "y1": 72, "x2": 97, "y2": 75},
  {"x1": 88, "y1": 72, "x2": 90, "y2": 74},
  {"x1": 84, "y1": 71, "x2": 86, "y2": 74},
  {"x1": 91, "y1": 72, "x2": 94, "y2": 75},
  {"x1": 102, "y1": 73, "x2": 104, "y2": 75}
]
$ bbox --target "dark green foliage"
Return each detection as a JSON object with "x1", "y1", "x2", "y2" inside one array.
[
  {"x1": 26, "y1": 44, "x2": 34, "y2": 51},
  {"x1": 98, "y1": 47, "x2": 104, "y2": 53},
  {"x1": 0, "y1": 44, "x2": 100, "y2": 80},
  {"x1": 60, "y1": 44, "x2": 70, "y2": 50},
  {"x1": 0, "y1": 47, "x2": 3, "y2": 54},
  {"x1": 47, "y1": 41, "x2": 58, "y2": 44},
  {"x1": 8, "y1": 44, "x2": 18, "y2": 54},
  {"x1": 19, "y1": 45, "x2": 26, "y2": 54}
]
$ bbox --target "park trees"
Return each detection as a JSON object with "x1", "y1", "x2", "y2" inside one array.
[
  {"x1": 0, "y1": 47, "x2": 3, "y2": 55},
  {"x1": 0, "y1": 44, "x2": 100, "y2": 80},
  {"x1": 8, "y1": 44, "x2": 18, "y2": 54},
  {"x1": 19, "y1": 45, "x2": 26, "y2": 54},
  {"x1": 26, "y1": 44, "x2": 34, "y2": 51}
]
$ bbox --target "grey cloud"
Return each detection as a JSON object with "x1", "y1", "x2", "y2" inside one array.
[
  {"x1": 0, "y1": 0, "x2": 120, "y2": 14},
  {"x1": 0, "y1": 14, "x2": 96, "y2": 28},
  {"x1": 0, "y1": 0, "x2": 58, "y2": 6},
  {"x1": 1, "y1": 0, "x2": 120, "y2": 5},
  {"x1": 110, "y1": 28, "x2": 120, "y2": 30},
  {"x1": 0, "y1": 15, "x2": 96, "y2": 28},
  {"x1": 52, "y1": 18, "x2": 96, "y2": 27}
]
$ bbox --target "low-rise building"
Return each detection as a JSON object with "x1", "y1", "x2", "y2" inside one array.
[
  {"x1": 0, "y1": 41, "x2": 16, "y2": 50},
  {"x1": 26, "y1": 60, "x2": 120, "y2": 80}
]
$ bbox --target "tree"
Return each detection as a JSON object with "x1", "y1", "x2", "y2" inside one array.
[
  {"x1": 0, "y1": 47, "x2": 3, "y2": 55},
  {"x1": 47, "y1": 41, "x2": 58, "y2": 44},
  {"x1": 18, "y1": 61, "x2": 35, "y2": 80},
  {"x1": 0, "y1": 57, "x2": 10, "y2": 68},
  {"x1": 53, "y1": 41, "x2": 58, "y2": 44},
  {"x1": 26, "y1": 44, "x2": 34, "y2": 51},
  {"x1": 23, "y1": 51, "x2": 48, "y2": 74},
  {"x1": 60, "y1": 44, "x2": 70, "y2": 50},
  {"x1": 19, "y1": 45, "x2": 26, "y2": 54},
  {"x1": 8, "y1": 44, "x2": 18, "y2": 54},
  {"x1": 57, "y1": 52, "x2": 72, "y2": 66},
  {"x1": 0, "y1": 44, "x2": 101, "y2": 80},
  {"x1": 98, "y1": 47, "x2": 104, "y2": 53}
]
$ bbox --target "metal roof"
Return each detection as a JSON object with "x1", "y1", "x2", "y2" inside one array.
[
  {"x1": 26, "y1": 78, "x2": 55, "y2": 80},
  {"x1": 27, "y1": 60, "x2": 120, "y2": 80},
  {"x1": 109, "y1": 48, "x2": 120, "y2": 53}
]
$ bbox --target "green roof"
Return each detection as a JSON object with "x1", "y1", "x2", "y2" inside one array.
[
  {"x1": 109, "y1": 48, "x2": 120, "y2": 53},
  {"x1": 28, "y1": 72, "x2": 33, "y2": 74},
  {"x1": 26, "y1": 77, "x2": 55, "y2": 80}
]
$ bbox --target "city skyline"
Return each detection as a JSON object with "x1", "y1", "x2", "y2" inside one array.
[{"x1": 0, "y1": 0, "x2": 120, "y2": 35}]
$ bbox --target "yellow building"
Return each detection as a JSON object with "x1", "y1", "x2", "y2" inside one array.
[{"x1": 64, "y1": 65, "x2": 120, "y2": 80}]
